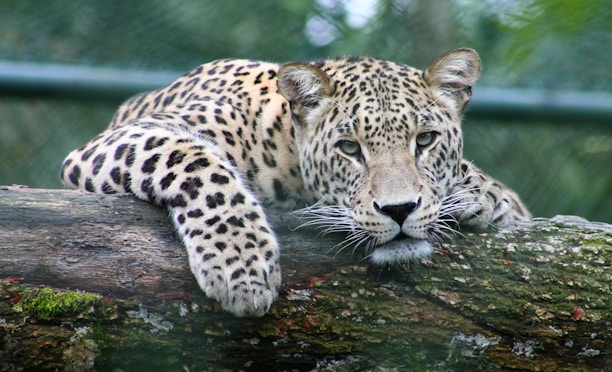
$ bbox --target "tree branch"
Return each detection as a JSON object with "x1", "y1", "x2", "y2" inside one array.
[{"x1": 0, "y1": 186, "x2": 609, "y2": 370}]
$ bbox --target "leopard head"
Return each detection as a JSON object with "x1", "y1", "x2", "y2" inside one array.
[{"x1": 277, "y1": 48, "x2": 481, "y2": 264}]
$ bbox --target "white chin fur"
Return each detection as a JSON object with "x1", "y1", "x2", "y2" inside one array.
[{"x1": 369, "y1": 238, "x2": 433, "y2": 265}]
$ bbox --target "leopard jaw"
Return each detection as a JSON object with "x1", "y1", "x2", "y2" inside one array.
[{"x1": 369, "y1": 238, "x2": 433, "y2": 265}]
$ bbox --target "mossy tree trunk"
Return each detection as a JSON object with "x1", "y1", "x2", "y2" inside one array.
[{"x1": 0, "y1": 186, "x2": 609, "y2": 371}]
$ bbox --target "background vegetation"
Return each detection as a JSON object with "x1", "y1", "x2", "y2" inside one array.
[{"x1": 0, "y1": 0, "x2": 609, "y2": 222}]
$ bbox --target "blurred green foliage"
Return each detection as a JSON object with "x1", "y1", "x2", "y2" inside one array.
[{"x1": 0, "y1": 0, "x2": 610, "y2": 222}]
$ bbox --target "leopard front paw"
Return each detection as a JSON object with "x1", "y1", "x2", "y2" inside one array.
[
  {"x1": 450, "y1": 162, "x2": 531, "y2": 230},
  {"x1": 452, "y1": 185, "x2": 513, "y2": 229},
  {"x1": 183, "y1": 217, "x2": 282, "y2": 317}
]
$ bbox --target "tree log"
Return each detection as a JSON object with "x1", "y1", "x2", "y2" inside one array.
[{"x1": 0, "y1": 185, "x2": 609, "y2": 371}]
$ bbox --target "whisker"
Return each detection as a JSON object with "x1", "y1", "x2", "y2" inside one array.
[
  {"x1": 329, "y1": 232, "x2": 360, "y2": 255},
  {"x1": 328, "y1": 230, "x2": 371, "y2": 258}
]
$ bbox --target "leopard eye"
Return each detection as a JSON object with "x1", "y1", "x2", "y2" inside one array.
[
  {"x1": 416, "y1": 132, "x2": 437, "y2": 148},
  {"x1": 336, "y1": 140, "x2": 361, "y2": 157}
]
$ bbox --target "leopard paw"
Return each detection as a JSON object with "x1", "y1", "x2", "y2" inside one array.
[{"x1": 450, "y1": 162, "x2": 531, "y2": 230}]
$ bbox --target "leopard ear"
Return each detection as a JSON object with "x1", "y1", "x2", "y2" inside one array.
[
  {"x1": 424, "y1": 48, "x2": 481, "y2": 111},
  {"x1": 277, "y1": 62, "x2": 334, "y2": 115}
]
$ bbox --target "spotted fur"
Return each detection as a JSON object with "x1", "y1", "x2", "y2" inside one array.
[{"x1": 60, "y1": 48, "x2": 531, "y2": 316}]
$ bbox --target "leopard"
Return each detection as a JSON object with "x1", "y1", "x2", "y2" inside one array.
[{"x1": 60, "y1": 48, "x2": 531, "y2": 317}]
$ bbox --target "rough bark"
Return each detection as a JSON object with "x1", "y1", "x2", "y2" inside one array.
[{"x1": 0, "y1": 185, "x2": 609, "y2": 371}]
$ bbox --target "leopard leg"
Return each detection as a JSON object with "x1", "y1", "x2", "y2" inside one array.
[
  {"x1": 60, "y1": 118, "x2": 280, "y2": 317},
  {"x1": 448, "y1": 160, "x2": 531, "y2": 230}
]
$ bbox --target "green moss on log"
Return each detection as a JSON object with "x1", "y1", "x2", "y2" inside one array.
[{"x1": 12, "y1": 287, "x2": 102, "y2": 320}]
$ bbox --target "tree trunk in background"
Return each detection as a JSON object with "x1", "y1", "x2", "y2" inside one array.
[{"x1": 0, "y1": 186, "x2": 609, "y2": 371}]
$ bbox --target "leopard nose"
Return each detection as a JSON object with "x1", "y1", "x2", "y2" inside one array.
[{"x1": 374, "y1": 197, "x2": 422, "y2": 226}]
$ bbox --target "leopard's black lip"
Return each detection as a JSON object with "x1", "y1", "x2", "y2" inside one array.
[{"x1": 391, "y1": 232, "x2": 410, "y2": 241}]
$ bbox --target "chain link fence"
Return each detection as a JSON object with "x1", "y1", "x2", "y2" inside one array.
[{"x1": 0, "y1": 0, "x2": 610, "y2": 222}]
